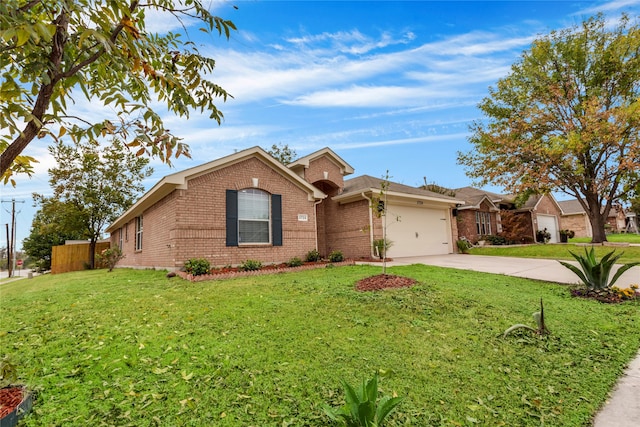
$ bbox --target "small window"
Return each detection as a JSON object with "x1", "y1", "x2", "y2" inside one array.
[
  {"x1": 125, "y1": 223, "x2": 129, "y2": 242},
  {"x1": 135, "y1": 216, "x2": 143, "y2": 251},
  {"x1": 118, "y1": 228, "x2": 123, "y2": 249},
  {"x1": 476, "y1": 211, "x2": 491, "y2": 235},
  {"x1": 238, "y1": 189, "x2": 270, "y2": 244}
]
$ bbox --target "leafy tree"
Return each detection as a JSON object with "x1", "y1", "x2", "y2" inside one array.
[
  {"x1": 458, "y1": 15, "x2": 640, "y2": 243},
  {"x1": 46, "y1": 138, "x2": 153, "y2": 269},
  {"x1": 266, "y1": 143, "x2": 297, "y2": 165},
  {"x1": 22, "y1": 195, "x2": 88, "y2": 271},
  {"x1": 0, "y1": 0, "x2": 235, "y2": 184}
]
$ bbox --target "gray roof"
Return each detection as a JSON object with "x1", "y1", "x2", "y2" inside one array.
[
  {"x1": 343, "y1": 175, "x2": 459, "y2": 202},
  {"x1": 557, "y1": 199, "x2": 586, "y2": 215}
]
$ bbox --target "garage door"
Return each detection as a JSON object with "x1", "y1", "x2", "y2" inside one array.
[
  {"x1": 537, "y1": 214, "x2": 559, "y2": 243},
  {"x1": 385, "y1": 204, "x2": 451, "y2": 257}
]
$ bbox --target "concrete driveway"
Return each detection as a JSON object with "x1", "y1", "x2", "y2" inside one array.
[{"x1": 384, "y1": 254, "x2": 640, "y2": 287}]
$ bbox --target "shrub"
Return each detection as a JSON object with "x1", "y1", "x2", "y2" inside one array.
[
  {"x1": 285, "y1": 257, "x2": 304, "y2": 267},
  {"x1": 456, "y1": 238, "x2": 473, "y2": 254},
  {"x1": 97, "y1": 247, "x2": 125, "y2": 272},
  {"x1": 324, "y1": 372, "x2": 403, "y2": 427},
  {"x1": 184, "y1": 258, "x2": 211, "y2": 276},
  {"x1": 481, "y1": 234, "x2": 508, "y2": 245},
  {"x1": 536, "y1": 228, "x2": 551, "y2": 243},
  {"x1": 239, "y1": 259, "x2": 262, "y2": 271},
  {"x1": 372, "y1": 238, "x2": 393, "y2": 259},
  {"x1": 305, "y1": 249, "x2": 321, "y2": 262},
  {"x1": 328, "y1": 250, "x2": 344, "y2": 263},
  {"x1": 558, "y1": 248, "x2": 640, "y2": 291}
]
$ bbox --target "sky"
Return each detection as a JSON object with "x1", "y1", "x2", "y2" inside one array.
[{"x1": 2, "y1": 0, "x2": 640, "y2": 252}]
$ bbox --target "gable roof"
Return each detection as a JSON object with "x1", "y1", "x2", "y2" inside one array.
[
  {"x1": 334, "y1": 175, "x2": 464, "y2": 206},
  {"x1": 557, "y1": 199, "x2": 586, "y2": 215},
  {"x1": 106, "y1": 146, "x2": 326, "y2": 233},
  {"x1": 288, "y1": 147, "x2": 355, "y2": 176},
  {"x1": 452, "y1": 187, "x2": 506, "y2": 211}
]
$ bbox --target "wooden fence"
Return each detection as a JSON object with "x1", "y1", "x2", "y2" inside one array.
[{"x1": 51, "y1": 241, "x2": 110, "y2": 274}]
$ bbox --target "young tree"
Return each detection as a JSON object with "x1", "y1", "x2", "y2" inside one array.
[
  {"x1": 458, "y1": 15, "x2": 640, "y2": 243},
  {"x1": 46, "y1": 138, "x2": 153, "y2": 269},
  {"x1": 0, "y1": 0, "x2": 235, "y2": 184},
  {"x1": 22, "y1": 195, "x2": 88, "y2": 271}
]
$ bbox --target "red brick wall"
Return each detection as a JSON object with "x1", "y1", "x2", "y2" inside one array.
[
  {"x1": 115, "y1": 157, "x2": 318, "y2": 270},
  {"x1": 455, "y1": 200, "x2": 499, "y2": 243},
  {"x1": 303, "y1": 156, "x2": 345, "y2": 190}
]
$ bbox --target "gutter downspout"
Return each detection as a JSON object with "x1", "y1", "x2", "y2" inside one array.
[
  {"x1": 361, "y1": 193, "x2": 375, "y2": 259},
  {"x1": 313, "y1": 199, "x2": 323, "y2": 251}
]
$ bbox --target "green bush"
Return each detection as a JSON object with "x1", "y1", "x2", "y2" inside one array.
[
  {"x1": 184, "y1": 258, "x2": 210, "y2": 276},
  {"x1": 481, "y1": 234, "x2": 508, "y2": 245},
  {"x1": 456, "y1": 238, "x2": 473, "y2": 254},
  {"x1": 97, "y1": 247, "x2": 125, "y2": 272},
  {"x1": 285, "y1": 257, "x2": 304, "y2": 267},
  {"x1": 239, "y1": 259, "x2": 263, "y2": 271},
  {"x1": 328, "y1": 250, "x2": 344, "y2": 263},
  {"x1": 305, "y1": 249, "x2": 321, "y2": 262}
]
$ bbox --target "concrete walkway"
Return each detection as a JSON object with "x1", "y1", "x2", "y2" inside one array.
[{"x1": 378, "y1": 254, "x2": 640, "y2": 427}]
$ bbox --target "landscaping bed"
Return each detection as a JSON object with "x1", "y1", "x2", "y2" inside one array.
[{"x1": 178, "y1": 259, "x2": 355, "y2": 281}]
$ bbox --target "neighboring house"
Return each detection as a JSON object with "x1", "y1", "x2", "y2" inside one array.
[
  {"x1": 106, "y1": 146, "x2": 464, "y2": 270},
  {"x1": 557, "y1": 199, "x2": 593, "y2": 238},
  {"x1": 452, "y1": 187, "x2": 505, "y2": 242},
  {"x1": 453, "y1": 187, "x2": 565, "y2": 244},
  {"x1": 515, "y1": 194, "x2": 564, "y2": 243}
]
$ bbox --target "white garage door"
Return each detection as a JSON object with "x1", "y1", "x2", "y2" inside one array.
[
  {"x1": 385, "y1": 204, "x2": 451, "y2": 257},
  {"x1": 537, "y1": 214, "x2": 559, "y2": 243}
]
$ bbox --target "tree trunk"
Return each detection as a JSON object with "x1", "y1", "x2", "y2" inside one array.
[
  {"x1": 586, "y1": 203, "x2": 609, "y2": 243},
  {"x1": 88, "y1": 238, "x2": 96, "y2": 270}
]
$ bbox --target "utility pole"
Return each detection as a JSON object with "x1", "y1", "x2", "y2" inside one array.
[{"x1": 2, "y1": 198, "x2": 25, "y2": 278}]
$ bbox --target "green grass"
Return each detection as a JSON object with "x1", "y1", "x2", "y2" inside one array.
[
  {"x1": 1, "y1": 267, "x2": 639, "y2": 426},
  {"x1": 570, "y1": 234, "x2": 640, "y2": 244},
  {"x1": 469, "y1": 243, "x2": 640, "y2": 263}
]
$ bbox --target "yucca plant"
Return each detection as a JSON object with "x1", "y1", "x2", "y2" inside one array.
[
  {"x1": 324, "y1": 373, "x2": 403, "y2": 427},
  {"x1": 558, "y1": 248, "x2": 640, "y2": 291},
  {"x1": 503, "y1": 298, "x2": 550, "y2": 338}
]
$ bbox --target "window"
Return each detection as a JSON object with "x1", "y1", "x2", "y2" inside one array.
[
  {"x1": 226, "y1": 189, "x2": 282, "y2": 246},
  {"x1": 125, "y1": 223, "x2": 129, "y2": 242},
  {"x1": 118, "y1": 228, "x2": 123, "y2": 249},
  {"x1": 238, "y1": 189, "x2": 270, "y2": 243},
  {"x1": 476, "y1": 211, "x2": 492, "y2": 235},
  {"x1": 135, "y1": 215, "x2": 143, "y2": 251}
]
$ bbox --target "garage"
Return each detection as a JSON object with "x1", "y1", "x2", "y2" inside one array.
[
  {"x1": 537, "y1": 214, "x2": 559, "y2": 243},
  {"x1": 385, "y1": 203, "x2": 452, "y2": 257}
]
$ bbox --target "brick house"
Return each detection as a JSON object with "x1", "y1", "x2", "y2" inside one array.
[
  {"x1": 453, "y1": 187, "x2": 505, "y2": 242},
  {"x1": 106, "y1": 146, "x2": 463, "y2": 270},
  {"x1": 557, "y1": 199, "x2": 593, "y2": 238}
]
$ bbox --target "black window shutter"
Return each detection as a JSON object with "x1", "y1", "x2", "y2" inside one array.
[
  {"x1": 272, "y1": 194, "x2": 282, "y2": 246},
  {"x1": 226, "y1": 190, "x2": 238, "y2": 246}
]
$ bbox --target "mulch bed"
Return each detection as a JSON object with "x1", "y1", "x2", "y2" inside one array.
[
  {"x1": 0, "y1": 386, "x2": 23, "y2": 418},
  {"x1": 177, "y1": 260, "x2": 355, "y2": 282},
  {"x1": 570, "y1": 288, "x2": 639, "y2": 304},
  {"x1": 356, "y1": 274, "x2": 418, "y2": 292}
]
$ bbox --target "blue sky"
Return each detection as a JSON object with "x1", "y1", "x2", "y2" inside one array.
[{"x1": 3, "y1": 0, "x2": 640, "y2": 251}]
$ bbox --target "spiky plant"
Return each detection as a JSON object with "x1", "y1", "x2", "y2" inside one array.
[{"x1": 558, "y1": 248, "x2": 639, "y2": 291}]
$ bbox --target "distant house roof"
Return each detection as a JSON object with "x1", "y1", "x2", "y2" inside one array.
[
  {"x1": 334, "y1": 175, "x2": 464, "y2": 205},
  {"x1": 557, "y1": 199, "x2": 586, "y2": 215},
  {"x1": 452, "y1": 186, "x2": 510, "y2": 211}
]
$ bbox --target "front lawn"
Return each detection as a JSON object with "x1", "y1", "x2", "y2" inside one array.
[
  {"x1": 570, "y1": 233, "x2": 640, "y2": 244},
  {"x1": 1, "y1": 266, "x2": 639, "y2": 426},
  {"x1": 469, "y1": 243, "x2": 640, "y2": 263}
]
